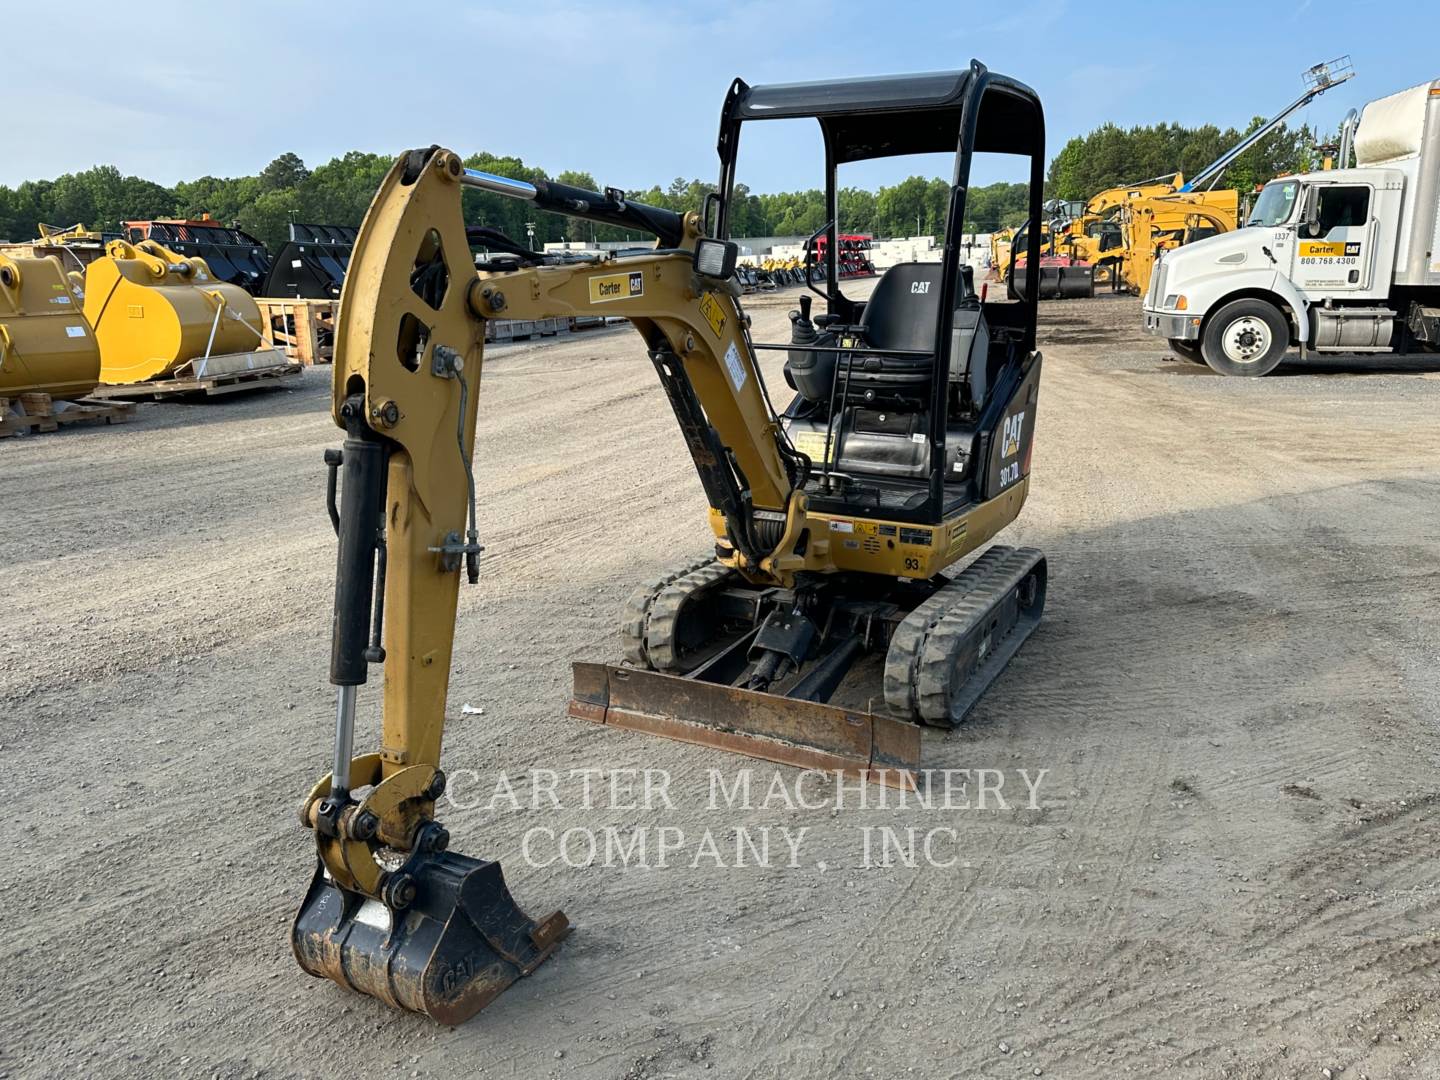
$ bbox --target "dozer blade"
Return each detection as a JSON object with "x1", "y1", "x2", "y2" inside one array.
[
  {"x1": 292, "y1": 851, "x2": 570, "y2": 1025},
  {"x1": 569, "y1": 662, "x2": 921, "y2": 788}
]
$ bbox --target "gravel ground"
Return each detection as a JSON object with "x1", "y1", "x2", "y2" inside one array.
[{"x1": 3, "y1": 287, "x2": 1439, "y2": 1080}]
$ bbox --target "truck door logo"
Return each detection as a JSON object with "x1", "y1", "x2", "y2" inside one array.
[{"x1": 1298, "y1": 240, "x2": 1361, "y2": 266}]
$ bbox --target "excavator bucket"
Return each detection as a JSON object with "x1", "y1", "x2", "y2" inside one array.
[
  {"x1": 259, "y1": 223, "x2": 358, "y2": 299},
  {"x1": 292, "y1": 851, "x2": 570, "y2": 1026},
  {"x1": 0, "y1": 254, "x2": 101, "y2": 399},
  {"x1": 123, "y1": 219, "x2": 273, "y2": 294},
  {"x1": 570, "y1": 662, "x2": 922, "y2": 788},
  {"x1": 81, "y1": 240, "x2": 287, "y2": 386}
]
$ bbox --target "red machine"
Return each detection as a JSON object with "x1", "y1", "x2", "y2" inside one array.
[{"x1": 813, "y1": 233, "x2": 876, "y2": 279}]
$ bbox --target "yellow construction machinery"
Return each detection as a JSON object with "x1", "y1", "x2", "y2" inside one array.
[
  {"x1": 293, "y1": 63, "x2": 1050, "y2": 1024},
  {"x1": 1049, "y1": 178, "x2": 1188, "y2": 286},
  {"x1": 1002, "y1": 216, "x2": 1095, "y2": 299},
  {"x1": 0, "y1": 254, "x2": 101, "y2": 399},
  {"x1": 988, "y1": 225, "x2": 1017, "y2": 278},
  {"x1": 80, "y1": 239, "x2": 280, "y2": 386},
  {"x1": 1116, "y1": 194, "x2": 1236, "y2": 295},
  {"x1": 0, "y1": 223, "x2": 112, "y2": 274},
  {"x1": 1046, "y1": 178, "x2": 1237, "y2": 294}
]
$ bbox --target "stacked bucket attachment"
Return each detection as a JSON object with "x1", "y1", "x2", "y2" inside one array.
[
  {"x1": 81, "y1": 240, "x2": 283, "y2": 387},
  {"x1": 259, "y1": 223, "x2": 359, "y2": 299},
  {"x1": 0, "y1": 254, "x2": 101, "y2": 399},
  {"x1": 122, "y1": 219, "x2": 272, "y2": 294},
  {"x1": 570, "y1": 546, "x2": 1047, "y2": 788}
]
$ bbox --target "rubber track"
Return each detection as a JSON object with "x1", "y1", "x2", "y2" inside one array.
[
  {"x1": 618, "y1": 557, "x2": 732, "y2": 671},
  {"x1": 619, "y1": 556, "x2": 716, "y2": 667},
  {"x1": 644, "y1": 561, "x2": 738, "y2": 672},
  {"x1": 883, "y1": 546, "x2": 1043, "y2": 726}
]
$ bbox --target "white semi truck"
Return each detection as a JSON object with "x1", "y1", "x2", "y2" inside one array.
[{"x1": 1143, "y1": 78, "x2": 1440, "y2": 376}]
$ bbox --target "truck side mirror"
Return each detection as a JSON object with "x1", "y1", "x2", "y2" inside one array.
[{"x1": 1301, "y1": 186, "x2": 1323, "y2": 238}]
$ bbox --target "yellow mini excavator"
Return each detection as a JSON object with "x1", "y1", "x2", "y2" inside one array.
[{"x1": 293, "y1": 62, "x2": 1049, "y2": 1024}]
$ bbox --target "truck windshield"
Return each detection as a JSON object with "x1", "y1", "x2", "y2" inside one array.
[{"x1": 1246, "y1": 181, "x2": 1299, "y2": 228}]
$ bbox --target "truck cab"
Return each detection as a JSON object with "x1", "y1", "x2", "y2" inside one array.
[{"x1": 1143, "y1": 77, "x2": 1440, "y2": 375}]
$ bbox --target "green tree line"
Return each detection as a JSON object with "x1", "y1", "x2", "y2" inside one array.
[
  {"x1": 0, "y1": 151, "x2": 1030, "y2": 250},
  {"x1": 0, "y1": 117, "x2": 1317, "y2": 250},
  {"x1": 1047, "y1": 116, "x2": 1322, "y2": 200}
]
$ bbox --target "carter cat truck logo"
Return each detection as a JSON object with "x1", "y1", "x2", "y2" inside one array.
[
  {"x1": 1001, "y1": 411, "x2": 1026, "y2": 458},
  {"x1": 589, "y1": 271, "x2": 645, "y2": 303},
  {"x1": 1298, "y1": 240, "x2": 1362, "y2": 262}
]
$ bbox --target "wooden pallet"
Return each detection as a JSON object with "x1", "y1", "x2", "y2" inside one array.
[
  {"x1": 0, "y1": 394, "x2": 137, "y2": 438},
  {"x1": 256, "y1": 298, "x2": 337, "y2": 365},
  {"x1": 91, "y1": 357, "x2": 304, "y2": 401}
]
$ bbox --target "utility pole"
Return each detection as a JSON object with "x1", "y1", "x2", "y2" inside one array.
[{"x1": 525, "y1": 221, "x2": 536, "y2": 251}]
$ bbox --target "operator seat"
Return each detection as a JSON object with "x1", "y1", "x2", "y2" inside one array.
[
  {"x1": 850, "y1": 262, "x2": 987, "y2": 406},
  {"x1": 852, "y1": 262, "x2": 943, "y2": 394}
]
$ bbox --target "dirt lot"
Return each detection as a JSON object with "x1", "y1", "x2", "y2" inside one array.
[{"x1": 4, "y1": 287, "x2": 1440, "y2": 1080}]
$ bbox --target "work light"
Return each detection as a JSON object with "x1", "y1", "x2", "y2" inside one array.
[{"x1": 693, "y1": 239, "x2": 738, "y2": 280}]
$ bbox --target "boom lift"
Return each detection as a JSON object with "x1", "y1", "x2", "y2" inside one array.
[
  {"x1": 293, "y1": 63, "x2": 1049, "y2": 1023},
  {"x1": 1054, "y1": 58, "x2": 1355, "y2": 295}
]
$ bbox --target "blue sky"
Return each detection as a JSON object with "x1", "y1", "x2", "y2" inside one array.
[{"x1": 2, "y1": 0, "x2": 1432, "y2": 193}]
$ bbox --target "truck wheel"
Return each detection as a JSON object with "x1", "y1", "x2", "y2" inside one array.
[
  {"x1": 1201, "y1": 299, "x2": 1289, "y2": 377},
  {"x1": 1168, "y1": 338, "x2": 1204, "y2": 364}
]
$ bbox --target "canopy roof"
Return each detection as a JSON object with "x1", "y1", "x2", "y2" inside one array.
[{"x1": 732, "y1": 68, "x2": 1043, "y2": 162}]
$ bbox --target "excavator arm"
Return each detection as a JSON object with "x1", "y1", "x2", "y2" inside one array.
[{"x1": 292, "y1": 145, "x2": 820, "y2": 1023}]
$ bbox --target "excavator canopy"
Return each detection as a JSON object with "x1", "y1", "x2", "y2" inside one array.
[
  {"x1": 716, "y1": 62, "x2": 1046, "y2": 358},
  {"x1": 727, "y1": 68, "x2": 1045, "y2": 160}
]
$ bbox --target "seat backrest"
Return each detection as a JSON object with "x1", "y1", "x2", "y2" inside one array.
[{"x1": 859, "y1": 262, "x2": 944, "y2": 353}]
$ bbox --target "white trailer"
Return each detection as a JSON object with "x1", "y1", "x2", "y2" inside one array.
[{"x1": 1142, "y1": 78, "x2": 1440, "y2": 375}]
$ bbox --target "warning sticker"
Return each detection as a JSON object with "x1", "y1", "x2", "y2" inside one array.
[
  {"x1": 790, "y1": 429, "x2": 830, "y2": 463},
  {"x1": 698, "y1": 292, "x2": 727, "y2": 339},
  {"x1": 65, "y1": 325, "x2": 86, "y2": 338},
  {"x1": 589, "y1": 270, "x2": 644, "y2": 303},
  {"x1": 722, "y1": 341, "x2": 747, "y2": 393}
]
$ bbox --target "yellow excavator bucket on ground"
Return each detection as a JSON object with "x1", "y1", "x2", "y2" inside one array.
[
  {"x1": 82, "y1": 239, "x2": 270, "y2": 385},
  {"x1": 0, "y1": 254, "x2": 101, "y2": 399}
]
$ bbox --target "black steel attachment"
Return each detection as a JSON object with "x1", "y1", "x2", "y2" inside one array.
[{"x1": 292, "y1": 849, "x2": 571, "y2": 1026}]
